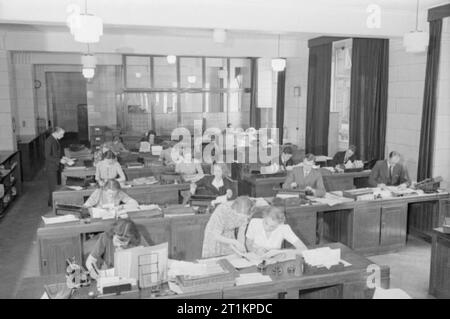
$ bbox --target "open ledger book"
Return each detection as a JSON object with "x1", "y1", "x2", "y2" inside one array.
[{"x1": 229, "y1": 245, "x2": 303, "y2": 268}]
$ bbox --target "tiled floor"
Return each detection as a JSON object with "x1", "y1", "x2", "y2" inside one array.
[{"x1": 0, "y1": 170, "x2": 437, "y2": 298}]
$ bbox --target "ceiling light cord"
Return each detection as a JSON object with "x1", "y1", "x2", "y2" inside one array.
[{"x1": 416, "y1": 0, "x2": 419, "y2": 31}]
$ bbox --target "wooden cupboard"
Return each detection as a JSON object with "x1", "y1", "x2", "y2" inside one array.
[{"x1": 429, "y1": 228, "x2": 450, "y2": 298}]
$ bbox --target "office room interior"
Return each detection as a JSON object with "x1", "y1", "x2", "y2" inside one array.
[{"x1": 0, "y1": 0, "x2": 449, "y2": 300}]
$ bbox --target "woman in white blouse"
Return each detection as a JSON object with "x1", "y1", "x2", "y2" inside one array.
[{"x1": 246, "y1": 206, "x2": 308, "y2": 255}]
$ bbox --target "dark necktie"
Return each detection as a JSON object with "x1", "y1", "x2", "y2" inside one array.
[{"x1": 389, "y1": 165, "x2": 393, "y2": 182}]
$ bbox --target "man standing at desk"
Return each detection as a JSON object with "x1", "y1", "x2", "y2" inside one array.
[
  {"x1": 369, "y1": 151, "x2": 411, "y2": 188},
  {"x1": 282, "y1": 153, "x2": 326, "y2": 197},
  {"x1": 45, "y1": 127, "x2": 68, "y2": 206}
]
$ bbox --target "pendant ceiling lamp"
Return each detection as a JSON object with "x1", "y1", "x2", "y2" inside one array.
[
  {"x1": 271, "y1": 34, "x2": 286, "y2": 72},
  {"x1": 67, "y1": 1, "x2": 103, "y2": 43},
  {"x1": 82, "y1": 45, "x2": 96, "y2": 80},
  {"x1": 403, "y1": 0, "x2": 429, "y2": 53}
]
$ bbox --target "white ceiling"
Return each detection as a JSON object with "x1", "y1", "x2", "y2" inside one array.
[{"x1": 0, "y1": 0, "x2": 447, "y2": 37}]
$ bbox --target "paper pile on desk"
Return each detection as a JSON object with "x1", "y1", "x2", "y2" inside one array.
[
  {"x1": 235, "y1": 273, "x2": 272, "y2": 286},
  {"x1": 308, "y1": 193, "x2": 354, "y2": 206},
  {"x1": 42, "y1": 214, "x2": 79, "y2": 225},
  {"x1": 302, "y1": 247, "x2": 351, "y2": 269},
  {"x1": 66, "y1": 185, "x2": 83, "y2": 191}
]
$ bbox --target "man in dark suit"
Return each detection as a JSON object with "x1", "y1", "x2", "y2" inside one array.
[
  {"x1": 332, "y1": 145, "x2": 357, "y2": 167},
  {"x1": 369, "y1": 151, "x2": 411, "y2": 188},
  {"x1": 282, "y1": 153, "x2": 326, "y2": 197},
  {"x1": 45, "y1": 127, "x2": 67, "y2": 206},
  {"x1": 279, "y1": 146, "x2": 294, "y2": 170}
]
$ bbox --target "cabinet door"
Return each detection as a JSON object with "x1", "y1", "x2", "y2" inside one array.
[
  {"x1": 39, "y1": 235, "x2": 82, "y2": 275},
  {"x1": 139, "y1": 220, "x2": 171, "y2": 247},
  {"x1": 431, "y1": 236, "x2": 450, "y2": 297},
  {"x1": 285, "y1": 207, "x2": 317, "y2": 246},
  {"x1": 352, "y1": 203, "x2": 381, "y2": 250},
  {"x1": 170, "y1": 216, "x2": 210, "y2": 261},
  {"x1": 380, "y1": 203, "x2": 407, "y2": 246},
  {"x1": 440, "y1": 198, "x2": 450, "y2": 226}
]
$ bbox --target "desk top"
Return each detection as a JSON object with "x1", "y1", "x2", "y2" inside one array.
[
  {"x1": 0, "y1": 151, "x2": 19, "y2": 164},
  {"x1": 243, "y1": 170, "x2": 371, "y2": 183},
  {"x1": 15, "y1": 243, "x2": 388, "y2": 299}
]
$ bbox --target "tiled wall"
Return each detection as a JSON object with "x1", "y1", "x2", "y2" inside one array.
[
  {"x1": 0, "y1": 49, "x2": 16, "y2": 150},
  {"x1": 433, "y1": 18, "x2": 450, "y2": 190},
  {"x1": 385, "y1": 39, "x2": 427, "y2": 182},
  {"x1": 12, "y1": 52, "x2": 37, "y2": 136},
  {"x1": 283, "y1": 51, "x2": 309, "y2": 148}
]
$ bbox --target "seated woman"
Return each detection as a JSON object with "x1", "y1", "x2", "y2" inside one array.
[
  {"x1": 246, "y1": 206, "x2": 308, "y2": 255},
  {"x1": 85, "y1": 218, "x2": 141, "y2": 278},
  {"x1": 282, "y1": 153, "x2": 326, "y2": 197},
  {"x1": 83, "y1": 179, "x2": 138, "y2": 209},
  {"x1": 159, "y1": 141, "x2": 175, "y2": 167},
  {"x1": 175, "y1": 153, "x2": 204, "y2": 182},
  {"x1": 202, "y1": 196, "x2": 255, "y2": 258},
  {"x1": 191, "y1": 162, "x2": 234, "y2": 205},
  {"x1": 95, "y1": 150, "x2": 126, "y2": 186},
  {"x1": 104, "y1": 136, "x2": 128, "y2": 155}
]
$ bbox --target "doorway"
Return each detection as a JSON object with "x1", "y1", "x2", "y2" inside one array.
[{"x1": 46, "y1": 72, "x2": 88, "y2": 144}]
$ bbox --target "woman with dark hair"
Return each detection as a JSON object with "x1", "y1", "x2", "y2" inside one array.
[
  {"x1": 85, "y1": 218, "x2": 142, "y2": 277},
  {"x1": 95, "y1": 150, "x2": 126, "y2": 186},
  {"x1": 104, "y1": 136, "x2": 128, "y2": 155},
  {"x1": 191, "y1": 162, "x2": 234, "y2": 205},
  {"x1": 83, "y1": 179, "x2": 138, "y2": 209}
]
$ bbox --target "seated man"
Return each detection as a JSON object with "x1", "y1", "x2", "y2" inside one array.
[
  {"x1": 282, "y1": 153, "x2": 326, "y2": 197},
  {"x1": 369, "y1": 151, "x2": 411, "y2": 188},
  {"x1": 279, "y1": 146, "x2": 294, "y2": 171},
  {"x1": 333, "y1": 145, "x2": 357, "y2": 167}
]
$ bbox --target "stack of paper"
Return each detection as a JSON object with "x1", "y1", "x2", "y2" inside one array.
[
  {"x1": 235, "y1": 273, "x2": 272, "y2": 286},
  {"x1": 66, "y1": 185, "x2": 83, "y2": 191},
  {"x1": 309, "y1": 193, "x2": 354, "y2": 207},
  {"x1": 276, "y1": 193, "x2": 299, "y2": 199},
  {"x1": 42, "y1": 214, "x2": 79, "y2": 225},
  {"x1": 302, "y1": 247, "x2": 351, "y2": 269},
  {"x1": 168, "y1": 260, "x2": 208, "y2": 279},
  {"x1": 151, "y1": 146, "x2": 163, "y2": 156}
]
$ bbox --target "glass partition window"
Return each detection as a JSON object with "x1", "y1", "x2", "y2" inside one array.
[
  {"x1": 125, "y1": 56, "x2": 151, "y2": 88},
  {"x1": 123, "y1": 55, "x2": 252, "y2": 134},
  {"x1": 153, "y1": 57, "x2": 177, "y2": 89},
  {"x1": 180, "y1": 57, "x2": 203, "y2": 89},
  {"x1": 328, "y1": 39, "x2": 352, "y2": 155}
]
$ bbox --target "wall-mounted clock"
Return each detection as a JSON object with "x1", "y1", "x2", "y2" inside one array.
[{"x1": 34, "y1": 80, "x2": 42, "y2": 89}]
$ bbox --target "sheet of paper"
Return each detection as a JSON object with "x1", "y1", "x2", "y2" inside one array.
[
  {"x1": 168, "y1": 281, "x2": 184, "y2": 294},
  {"x1": 276, "y1": 193, "x2": 299, "y2": 199},
  {"x1": 66, "y1": 186, "x2": 83, "y2": 191},
  {"x1": 235, "y1": 273, "x2": 272, "y2": 286},
  {"x1": 42, "y1": 214, "x2": 79, "y2": 225}
]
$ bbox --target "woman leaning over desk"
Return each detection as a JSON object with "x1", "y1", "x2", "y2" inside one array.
[
  {"x1": 95, "y1": 150, "x2": 126, "y2": 186},
  {"x1": 202, "y1": 196, "x2": 255, "y2": 258},
  {"x1": 85, "y1": 218, "x2": 142, "y2": 278},
  {"x1": 246, "y1": 206, "x2": 308, "y2": 255},
  {"x1": 83, "y1": 179, "x2": 138, "y2": 209}
]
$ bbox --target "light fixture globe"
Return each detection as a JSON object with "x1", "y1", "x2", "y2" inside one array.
[
  {"x1": 271, "y1": 58, "x2": 286, "y2": 72},
  {"x1": 71, "y1": 14, "x2": 103, "y2": 43},
  {"x1": 213, "y1": 29, "x2": 227, "y2": 43},
  {"x1": 167, "y1": 55, "x2": 177, "y2": 64},
  {"x1": 403, "y1": 31, "x2": 429, "y2": 53},
  {"x1": 82, "y1": 54, "x2": 96, "y2": 79}
]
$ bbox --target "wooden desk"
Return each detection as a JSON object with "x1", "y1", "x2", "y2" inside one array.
[
  {"x1": 61, "y1": 165, "x2": 174, "y2": 185},
  {"x1": 241, "y1": 170, "x2": 371, "y2": 197},
  {"x1": 37, "y1": 212, "x2": 210, "y2": 275},
  {"x1": 52, "y1": 183, "x2": 190, "y2": 213},
  {"x1": 17, "y1": 243, "x2": 390, "y2": 299},
  {"x1": 429, "y1": 228, "x2": 450, "y2": 298},
  {"x1": 40, "y1": 192, "x2": 449, "y2": 276}
]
